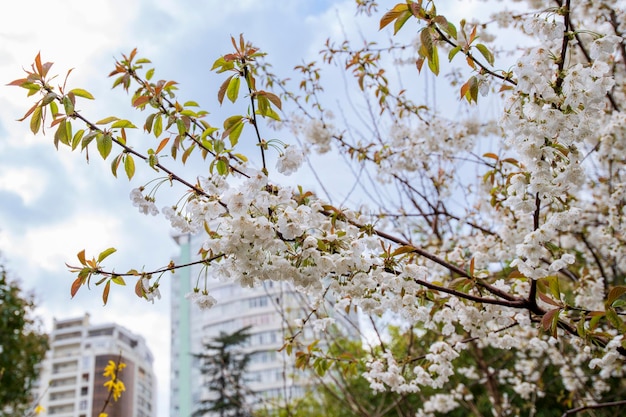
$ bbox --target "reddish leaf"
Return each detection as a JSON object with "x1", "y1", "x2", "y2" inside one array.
[
  {"x1": 133, "y1": 95, "x2": 150, "y2": 107},
  {"x1": 102, "y1": 280, "x2": 111, "y2": 305},
  {"x1": 70, "y1": 277, "x2": 83, "y2": 298},
  {"x1": 155, "y1": 137, "x2": 170, "y2": 154}
]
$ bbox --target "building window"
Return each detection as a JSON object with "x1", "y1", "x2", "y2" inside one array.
[
  {"x1": 88, "y1": 327, "x2": 114, "y2": 337},
  {"x1": 81, "y1": 386, "x2": 88, "y2": 396}
]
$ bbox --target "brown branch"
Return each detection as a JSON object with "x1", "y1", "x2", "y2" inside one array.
[
  {"x1": 91, "y1": 254, "x2": 224, "y2": 278},
  {"x1": 561, "y1": 399, "x2": 626, "y2": 416}
]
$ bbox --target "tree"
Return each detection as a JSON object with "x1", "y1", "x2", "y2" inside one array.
[
  {"x1": 194, "y1": 326, "x2": 253, "y2": 417},
  {"x1": 9, "y1": 0, "x2": 626, "y2": 415},
  {"x1": 0, "y1": 264, "x2": 49, "y2": 417}
]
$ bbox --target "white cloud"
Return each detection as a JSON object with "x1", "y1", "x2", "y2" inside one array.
[{"x1": 0, "y1": 166, "x2": 48, "y2": 205}]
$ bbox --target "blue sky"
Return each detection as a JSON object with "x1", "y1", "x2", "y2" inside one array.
[{"x1": 0, "y1": 1, "x2": 505, "y2": 416}]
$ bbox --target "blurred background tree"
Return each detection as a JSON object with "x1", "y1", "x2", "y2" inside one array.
[{"x1": 0, "y1": 261, "x2": 49, "y2": 417}]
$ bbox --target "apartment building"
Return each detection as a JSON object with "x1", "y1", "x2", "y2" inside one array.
[
  {"x1": 169, "y1": 233, "x2": 355, "y2": 417},
  {"x1": 34, "y1": 314, "x2": 156, "y2": 417}
]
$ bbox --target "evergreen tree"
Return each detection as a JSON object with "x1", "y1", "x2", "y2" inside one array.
[
  {"x1": 194, "y1": 326, "x2": 253, "y2": 417},
  {"x1": 0, "y1": 264, "x2": 49, "y2": 417}
]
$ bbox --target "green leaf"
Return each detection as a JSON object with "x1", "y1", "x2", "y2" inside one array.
[
  {"x1": 226, "y1": 75, "x2": 240, "y2": 103},
  {"x1": 96, "y1": 133, "x2": 113, "y2": 159},
  {"x1": 146, "y1": 68, "x2": 155, "y2": 81},
  {"x1": 546, "y1": 276, "x2": 561, "y2": 301},
  {"x1": 96, "y1": 116, "x2": 120, "y2": 125},
  {"x1": 30, "y1": 106, "x2": 42, "y2": 134},
  {"x1": 211, "y1": 56, "x2": 235, "y2": 73},
  {"x1": 69, "y1": 88, "x2": 95, "y2": 99},
  {"x1": 71, "y1": 129, "x2": 85, "y2": 150},
  {"x1": 184, "y1": 100, "x2": 199, "y2": 107},
  {"x1": 111, "y1": 154, "x2": 122, "y2": 177},
  {"x1": 393, "y1": 10, "x2": 412, "y2": 35},
  {"x1": 62, "y1": 95, "x2": 74, "y2": 115},
  {"x1": 475, "y1": 43, "x2": 495, "y2": 66},
  {"x1": 427, "y1": 44, "x2": 439, "y2": 76},
  {"x1": 154, "y1": 114, "x2": 163, "y2": 138},
  {"x1": 42, "y1": 92, "x2": 57, "y2": 105},
  {"x1": 54, "y1": 119, "x2": 70, "y2": 148},
  {"x1": 215, "y1": 158, "x2": 228, "y2": 175},
  {"x1": 81, "y1": 131, "x2": 97, "y2": 150},
  {"x1": 97, "y1": 247, "x2": 117, "y2": 263},
  {"x1": 111, "y1": 276, "x2": 126, "y2": 286},
  {"x1": 448, "y1": 45, "x2": 462, "y2": 61},
  {"x1": 176, "y1": 118, "x2": 187, "y2": 136},
  {"x1": 49, "y1": 100, "x2": 59, "y2": 117},
  {"x1": 468, "y1": 75, "x2": 479, "y2": 102},
  {"x1": 111, "y1": 119, "x2": 137, "y2": 129},
  {"x1": 420, "y1": 27, "x2": 435, "y2": 60},
  {"x1": 124, "y1": 154, "x2": 136, "y2": 180},
  {"x1": 223, "y1": 115, "x2": 244, "y2": 147},
  {"x1": 606, "y1": 308, "x2": 624, "y2": 330}
]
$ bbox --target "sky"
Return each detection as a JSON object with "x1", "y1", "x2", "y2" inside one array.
[{"x1": 0, "y1": 1, "x2": 501, "y2": 416}]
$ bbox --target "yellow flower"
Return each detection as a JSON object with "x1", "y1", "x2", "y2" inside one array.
[
  {"x1": 102, "y1": 359, "x2": 126, "y2": 401},
  {"x1": 104, "y1": 378, "x2": 126, "y2": 401},
  {"x1": 99, "y1": 414, "x2": 108, "y2": 417},
  {"x1": 102, "y1": 360, "x2": 117, "y2": 378},
  {"x1": 34, "y1": 405, "x2": 45, "y2": 415}
]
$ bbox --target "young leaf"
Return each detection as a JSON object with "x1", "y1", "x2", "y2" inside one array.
[
  {"x1": 448, "y1": 45, "x2": 462, "y2": 61},
  {"x1": 102, "y1": 280, "x2": 111, "y2": 305},
  {"x1": 154, "y1": 115, "x2": 163, "y2": 138},
  {"x1": 111, "y1": 276, "x2": 126, "y2": 286},
  {"x1": 97, "y1": 247, "x2": 117, "y2": 263},
  {"x1": 155, "y1": 137, "x2": 170, "y2": 154},
  {"x1": 30, "y1": 106, "x2": 42, "y2": 134},
  {"x1": 77, "y1": 249, "x2": 87, "y2": 266},
  {"x1": 111, "y1": 154, "x2": 122, "y2": 177},
  {"x1": 72, "y1": 129, "x2": 85, "y2": 150},
  {"x1": 475, "y1": 43, "x2": 495, "y2": 66},
  {"x1": 69, "y1": 88, "x2": 95, "y2": 99},
  {"x1": 379, "y1": 3, "x2": 409, "y2": 31},
  {"x1": 111, "y1": 119, "x2": 137, "y2": 129},
  {"x1": 226, "y1": 75, "x2": 241, "y2": 103},
  {"x1": 135, "y1": 278, "x2": 144, "y2": 297},
  {"x1": 124, "y1": 154, "x2": 136, "y2": 180},
  {"x1": 96, "y1": 133, "x2": 113, "y2": 159},
  {"x1": 96, "y1": 116, "x2": 120, "y2": 125},
  {"x1": 393, "y1": 10, "x2": 413, "y2": 35},
  {"x1": 541, "y1": 308, "x2": 560, "y2": 337},
  {"x1": 222, "y1": 115, "x2": 244, "y2": 147},
  {"x1": 218, "y1": 75, "x2": 233, "y2": 105},
  {"x1": 71, "y1": 277, "x2": 83, "y2": 298},
  {"x1": 427, "y1": 44, "x2": 440, "y2": 76},
  {"x1": 607, "y1": 286, "x2": 626, "y2": 306}
]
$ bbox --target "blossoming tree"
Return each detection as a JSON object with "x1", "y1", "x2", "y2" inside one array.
[{"x1": 10, "y1": 0, "x2": 626, "y2": 414}]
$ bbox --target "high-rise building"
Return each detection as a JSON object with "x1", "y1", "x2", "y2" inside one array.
[
  {"x1": 170, "y1": 233, "x2": 355, "y2": 417},
  {"x1": 34, "y1": 314, "x2": 156, "y2": 417}
]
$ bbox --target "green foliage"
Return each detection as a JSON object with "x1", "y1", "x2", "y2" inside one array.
[
  {"x1": 194, "y1": 326, "x2": 254, "y2": 417},
  {"x1": 288, "y1": 325, "x2": 626, "y2": 417},
  {"x1": 0, "y1": 265, "x2": 49, "y2": 417}
]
